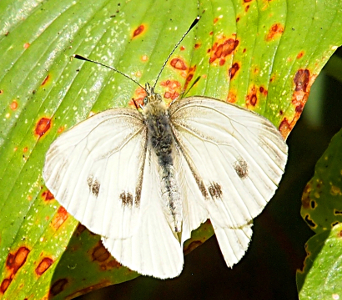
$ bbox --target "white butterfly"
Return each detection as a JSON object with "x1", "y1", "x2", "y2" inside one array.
[{"x1": 43, "y1": 81, "x2": 288, "y2": 279}]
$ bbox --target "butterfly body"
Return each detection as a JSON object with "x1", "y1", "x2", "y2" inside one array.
[{"x1": 143, "y1": 83, "x2": 182, "y2": 233}]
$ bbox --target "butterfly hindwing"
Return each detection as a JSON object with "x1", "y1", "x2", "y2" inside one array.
[{"x1": 43, "y1": 109, "x2": 147, "y2": 239}]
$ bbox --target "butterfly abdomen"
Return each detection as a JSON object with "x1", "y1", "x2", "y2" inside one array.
[{"x1": 145, "y1": 102, "x2": 182, "y2": 233}]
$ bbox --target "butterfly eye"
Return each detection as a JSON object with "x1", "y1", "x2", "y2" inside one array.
[{"x1": 143, "y1": 96, "x2": 148, "y2": 105}]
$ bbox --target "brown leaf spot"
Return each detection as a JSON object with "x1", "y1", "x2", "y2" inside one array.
[
  {"x1": 76, "y1": 224, "x2": 86, "y2": 236},
  {"x1": 51, "y1": 206, "x2": 68, "y2": 230},
  {"x1": 297, "y1": 51, "x2": 304, "y2": 59},
  {"x1": 194, "y1": 43, "x2": 200, "y2": 49},
  {"x1": 49, "y1": 278, "x2": 68, "y2": 296},
  {"x1": 279, "y1": 118, "x2": 291, "y2": 139},
  {"x1": 129, "y1": 86, "x2": 146, "y2": 108},
  {"x1": 236, "y1": 17, "x2": 240, "y2": 22},
  {"x1": 246, "y1": 86, "x2": 257, "y2": 107},
  {"x1": 301, "y1": 183, "x2": 311, "y2": 209},
  {"x1": 0, "y1": 278, "x2": 11, "y2": 294},
  {"x1": 180, "y1": 46, "x2": 185, "y2": 51},
  {"x1": 41, "y1": 74, "x2": 50, "y2": 86},
  {"x1": 213, "y1": 17, "x2": 219, "y2": 24},
  {"x1": 92, "y1": 244, "x2": 110, "y2": 262},
  {"x1": 183, "y1": 65, "x2": 197, "y2": 91},
  {"x1": 10, "y1": 100, "x2": 18, "y2": 110},
  {"x1": 245, "y1": 5, "x2": 250, "y2": 12},
  {"x1": 170, "y1": 58, "x2": 187, "y2": 70},
  {"x1": 229, "y1": 62, "x2": 240, "y2": 79},
  {"x1": 0, "y1": 90, "x2": 3, "y2": 94},
  {"x1": 294, "y1": 69, "x2": 310, "y2": 92},
  {"x1": 209, "y1": 31, "x2": 213, "y2": 35},
  {"x1": 259, "y1": 86, "x2": 268, "y2": 96},
  {"x1": 68, "y1": 281, "x2": 112, "y2": 299},
  {"x1": 266, "y1": 23, "x2": 284, "y2": 41},
  {"x1": 35, "y1": 257, "x2": 53, "y2": 276},
  {"x1": 161, "y1": 80, "x2": 181, "y2": 100},
  {"x1": 209, "y1": 38, "x2": 239, "y2": 65},
  {"x1": 42, "y1": 190, "x2": 54, "y2": 201},
  {"x1": 337, "y1": 230, "x2": 342, "y2": 238},
  {"x1": 6, "y1": 247, "x2": 30, "y2": 274},
  {"x1": 133, "y1": 25, "x2": 145, "y2": 37},
  {"x1": 23, "y1": 42, "x2": 30, "y2": 49},
  {"x1": 35, "y1": 117, "x2": 51, "y2": 137}
]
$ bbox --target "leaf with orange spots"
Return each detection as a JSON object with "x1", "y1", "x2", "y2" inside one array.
[{"x1": 0, "y1": 0, "x2": 342, "y2": 299}]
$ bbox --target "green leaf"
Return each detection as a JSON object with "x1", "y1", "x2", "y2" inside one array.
[
  {"x1": 298, "y1": 129, "x2": 342, "y2": 299},
  {"x1": 297, "y1": 223, "x2": 342, "y2": 300},
  {"x1": 1, "y1": 0, "x2": 342, "y2": 299}
]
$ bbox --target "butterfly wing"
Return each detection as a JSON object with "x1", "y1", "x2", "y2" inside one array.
[
  {"x1": 169, "y1": 96, "x2": 288, "y2": 266},
  {"x1": 43, "y1": 109, "x2": 147, "y2": 239},
  {"x1": 102, "y1": 145, "x2": 184, "y2": 279}
]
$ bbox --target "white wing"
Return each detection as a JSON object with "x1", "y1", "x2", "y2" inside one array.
[
  {"x1": 102, "y1": 146, "x2": 184, "y2": 279},
  {"x1": 43, "y1": 109, "x2": 147, "y2": 240},
  {"x1": 169, "y1": 96, "x2": 288, "y2": 266}
]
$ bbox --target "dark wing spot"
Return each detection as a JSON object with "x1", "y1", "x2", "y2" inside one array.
[
  {"x1": 87, "y1": 176, "x2": 100, "y2": 197},
  {"x1": 234, "y1": 159, "x2": 248, "y2": 178},
  {"x1": 120, "y1": 192, "x2": 134, "y2": 206},
  {"x1": 208, "y1": 182, "x2": 222, "y2": 199},
  {"x1": 135, "y1": 187, "x2": 141, "y2": 207}
]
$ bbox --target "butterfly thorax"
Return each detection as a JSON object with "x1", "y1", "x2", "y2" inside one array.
[{"x1": 142, "y1": 83, "x2": 182, "y2": 234}]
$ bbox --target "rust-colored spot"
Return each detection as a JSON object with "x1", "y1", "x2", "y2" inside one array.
[
  {"x1": 184, "y1": 240, "x2": 203, "y2": 255},
  {"x1": 259, "y1": 86, "x2": 268, "y2": 96},
  {"x1": 227, "y1": 91, "x2": 237, "y2": 103},
  {"x1": 194, "y1": 43, "x2": 200, "y2": 49},
  {"x1": 42, "y1": 190, "x2": 54, "y2": 201},
  {"x1": 297, "y1": 51, "x2": 304, "y2": 59},
  {"x1": 92, "y1": 244, "x2": 110, "y2": 262},
  {"x1": 0, "y1": 90, "x2": 3, "y2": 94},
  {"x1": 133, "y1": 25, "x2": 144, "y2": 37},
  {"x1": 6, "y1": 247, "x2": 30, "y2": 274},
  {"x1": 41, "y1": 74, "x2": 50, "y2": 86},
  {"x1": 180, "y1": 46, "x2": 185, "y2": 51},
  {"x1": 301, "y1": 184, "x2": 311, "y2": 209},
  {"x1": 209, "y1": 38, "x2": 239, "y2": 65},
  {"x1": 23, "y1": 147, "x2": 28, "y2": 153},
  {"x1": 294, "y1": 69, "x2": 310, "y2": 92},
  {"x1": 35, "y1": 257, "x2": 53, "y2": 276},
  {"x1": 170, "y1": 58, "x2": 187, "y2": 70},
  {"x1": 24, "y1": 42, "x2": 30, "y2": 49},
  {"x1": 57, "y1": 126, "x2": 65, "y2": 134},
  {"x1": 5, "y1": 31, "x2": 10, "y2": 36},
  {"x1": 129, "y1": 86, "x2": 146, "y2": 108},
  {"x1": 243, "y1": 48, "x2": 246, "y2": 53},
  {"x1": 51, "y1": 206, "x2": 68, "y2": 230},
  {"x1": 0, "y1": 278, "x2": 11, "y2": 294},
  {"x1": 246, "y1": 86, "x2": 257, "y2": 107},
  {"x1": 209, "y1": 31, "x2": 213, "y2": 35},
  {"x1": 35, "y1": 117, "x2": 51, "y2": 137},
  {"x1": 245, "y1": 5, "x2": 250, "y2": 12},
  {"x1": 213, "y1": 17, "x2": 219, "y2": 24},
  {"x1": 229, "y1": 62, "x2": 240, "y2": 79},
  {"x1": 141, "y1": 55, "x2": 148, "y2": 62},
  {"x1": 266, "y1": 23, "x2": 284, "y2": 41},
  {"x1": 279, "y1": 110, "x2": 283, "y2": 115},
  {"x1": 49, "y1": 278, "x2": 68, "y2": 297},
  {"x1": 337, "y1": 230, "x2": 342, "y2": 238},
  {"x1": 279, "y1": 118, "x2": 291, "y2": 139},
  {"x1": 10, "y1": 100, "x2": 18, "y2": 110},
  {"x1": 161, "y1": 79, "x2": 181, "y2": 100},
  {"x1": 244, "y1": 0, "x2": 252, "y2": 2},
  {"x1": 236, "y1": 17, "x2": 240, "y2": 22}
]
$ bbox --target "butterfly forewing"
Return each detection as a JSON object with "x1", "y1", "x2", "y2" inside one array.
[
  {"x1": 43, "y1": 109, "x2": 147, "y2": 239},
  {"x1": 169, "y1": 96, "x2": 287, "y2": 234}
]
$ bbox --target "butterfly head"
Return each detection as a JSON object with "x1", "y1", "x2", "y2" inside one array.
[{"x1": 142, "y1": 83, "x2": 167, "y2": 116}]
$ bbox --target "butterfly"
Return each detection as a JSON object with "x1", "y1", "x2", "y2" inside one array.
[{"x1": 43, "y1": 18, "x2": 288, "y2": 279}]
